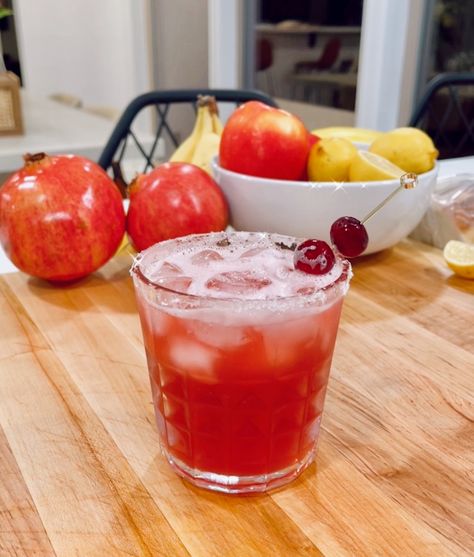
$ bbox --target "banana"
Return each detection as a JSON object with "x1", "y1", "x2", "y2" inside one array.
[
  {"x1": 191, "y1": 132, "x2": 221, "y2": 174},
  {"x1": 169, "y1": 105, "x2": 205, "y2": 162},
  {"x1": 169, "y1": 95, "x2": 224, "y2": 174},
  {"x1": 211, "y1": 111, "x2": 224, "y2": 135},
  {"x1": 199, "y1": 99, "x2": 215, "y2": 136}
]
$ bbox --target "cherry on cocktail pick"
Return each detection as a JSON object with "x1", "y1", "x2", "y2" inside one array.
[
  {"x1": 330, "y1": 172, "x2": 418, "y2": 258},
  {"x1": 294, "y1": 173, "x2": 418, "y2": 275}
]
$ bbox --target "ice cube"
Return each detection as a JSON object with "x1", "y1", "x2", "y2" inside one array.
[
  {"x1": 147, "y1": 304, "x2": 171, "y2": 336},
  {"x1": 262, "y1": 315, "x2": 319, "y2": 367},
  {"x1": 168, "y1": 339, "x2": 217, "y2": 383},
  {"x1": 263, "y1": 333, "x2": 297, "y2": 368},
  {"x1": 240, "y1": 247, "x2": 266, "y2": 258},
  {"x1": 317, "y1": 325, "x2": 336, "y2": 356},
  {"x1": 157, "y1": 276, "x2": 192, "y2": 293},
  {"x1": 240, "y1": 247, "x2": 286, "y2": 261},
  {"x1": 191, "y1": 249, "x2": 224, "y2": 266},
  {"x1": 149, "y1": 261, "x2": 192, "y2": 292},
  {"x1": 156, "y1": 261, "x2": 184, "y2": 277},
  {"x1": 206, "y1": 271, "x2": 271, "y2": 295},
  {"x1": 188, "y1": 320, "x2": 249, "y2": 349}
]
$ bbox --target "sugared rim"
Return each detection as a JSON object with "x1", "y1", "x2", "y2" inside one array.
[{"x1": 130, "y1": 231, "x2": 352, "y2": 309}]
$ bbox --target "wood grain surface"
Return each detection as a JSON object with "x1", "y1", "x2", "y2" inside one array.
[{"x1": 0, "y1": 239, "x2": 473, "y2": 557}]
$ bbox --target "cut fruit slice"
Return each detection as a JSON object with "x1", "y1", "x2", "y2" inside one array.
[
  {"x1": 369, "y1": 127, "x2": 438, "y2": 174},
  {"x1": 349, "y1": 151, "x2": 406, "y2": 182},
  {"x1": 443, "y1": 240, "x2": 474, "y2": 279}
]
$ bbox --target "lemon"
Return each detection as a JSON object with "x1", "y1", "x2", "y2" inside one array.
[
  {"x1": 369, "y1": 127, "x2": 438, "y2": 174},
  {"x1": 307, "y1": 137, "x2": 358, "y2": 182},
  {"x1": 349, "y1": 151, "x2": 405, "y2": 182},
  {"x1": 311, "y1": 126, "x2": 382, "y2": 145},
  {"x1": 443, "y1": 240, "x2": 474, "y2": 279}
]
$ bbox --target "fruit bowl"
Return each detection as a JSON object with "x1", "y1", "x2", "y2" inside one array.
[{"x1": 211, "y1": 158, "x2": 439, "y2": 255}]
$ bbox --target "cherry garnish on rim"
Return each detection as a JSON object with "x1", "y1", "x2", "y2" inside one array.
[
  {"x1": 294, "y1": 239, "x2": 335, "y2": 275},
  {"x1": 330, "y1": 172, "x2": 418, "y2": 258}
]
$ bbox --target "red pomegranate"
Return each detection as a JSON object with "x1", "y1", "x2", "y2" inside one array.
[
  {"x1": 126, "y1": 162, "x2": 228, "y2": 251},
  {"x1": 0, "y1": 153, "x2": 126, "y2": 282}
]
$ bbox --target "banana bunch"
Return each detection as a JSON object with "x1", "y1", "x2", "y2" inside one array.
[{"x1": 169, "y1": 95, "x2": 223, "y2": 174}]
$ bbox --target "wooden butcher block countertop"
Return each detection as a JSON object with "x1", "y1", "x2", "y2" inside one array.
[{"x1": 0, "y1": 239, "x2": 473, "y2": 557}]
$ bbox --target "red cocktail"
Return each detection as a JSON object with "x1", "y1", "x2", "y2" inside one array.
[{"x1": 131, "y1": 231, "x2": 351, "y2": 493}]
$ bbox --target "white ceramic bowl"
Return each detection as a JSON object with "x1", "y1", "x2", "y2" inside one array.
[{"x1": 212, "y1": 158, "x2": 438, "y2": 255}]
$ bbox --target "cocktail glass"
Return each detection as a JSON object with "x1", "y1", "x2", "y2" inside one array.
[{"x1": 131, "y1": 231, "x2": 351, "y2": 494}]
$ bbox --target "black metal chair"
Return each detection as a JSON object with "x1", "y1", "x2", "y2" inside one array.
[
  {"x1": 97, "y1": 88, "x2": 278, "y2": 191},
  {"x1": 409, "y1": 72, "x2": 474, "y2": 159}
]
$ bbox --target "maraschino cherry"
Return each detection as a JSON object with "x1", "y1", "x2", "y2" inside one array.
[
  {"x1": 330, "y1": 216, "x2": 368, "y2": 258},
  {"x1": 294, "y1": 239, "x2": 335, "y2": 275}
]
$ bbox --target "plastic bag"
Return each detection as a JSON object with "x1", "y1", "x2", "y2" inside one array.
[{"x1": 410, "y1": 173, "x2": 474, "y2": 249}]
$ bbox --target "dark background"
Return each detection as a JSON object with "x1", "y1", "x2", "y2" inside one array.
[{"x1": 260, "y1": 0, "x2": 363, "y2": 26}]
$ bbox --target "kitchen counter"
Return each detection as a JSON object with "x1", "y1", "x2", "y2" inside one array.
[{"x1": 0, "y1": 239, "x2": 472, "y2": 556}]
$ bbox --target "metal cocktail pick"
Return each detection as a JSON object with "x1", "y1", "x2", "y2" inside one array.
[{"x1": 360, "y1": 172, "x2": 418, "y2": 225}]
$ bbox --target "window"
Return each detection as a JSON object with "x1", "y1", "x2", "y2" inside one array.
[{"x1": 254, "y1": 0, "x2": 363, "y2": 111}]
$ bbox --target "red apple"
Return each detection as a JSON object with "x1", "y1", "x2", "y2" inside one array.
[
  {"x1": 308, "y1": 132, "x2": 321, "y2": 149},
  {"x1": 219, "y1": 101, "x2": 310, "y2": 180},
  {"x1": 0, "y1": 153, "x2": 126, "y2": 282},
  {"x1": 126, "y1": 162, "x2": 228, "y2": 251}
]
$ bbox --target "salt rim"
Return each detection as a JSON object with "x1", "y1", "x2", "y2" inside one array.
[{"x1": 130, "y1": 232, "x2": 352, "y2": 314}]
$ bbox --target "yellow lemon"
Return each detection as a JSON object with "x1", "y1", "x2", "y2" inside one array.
[
  {"x1": 349, "y1": 151, "x2": 406, "y2": 182},
  {"x1": 369, "y1": 127, "x2": 438, "y2": 174},
  {"x1": 307, "y1": 137, "x2": 358, "y2": 182},
  {"x1": 443, "y1": 240, "x2": 474, "y2": 279},
  {"x1": 311, "y1": 126, "x2": 382, "y2": 145}
]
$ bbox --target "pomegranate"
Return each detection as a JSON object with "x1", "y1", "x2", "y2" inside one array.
[
  {"x1": 126, "y1": 162, "x2": 228, "y2": 251},
  {"x1": 0, "y1": 153, "x2": 126, "y2": 282}
]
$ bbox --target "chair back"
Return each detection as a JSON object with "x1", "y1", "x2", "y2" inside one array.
[
  {"x1": 409, "y1": 72, "x2": 474, "y2": 158},
  {"x1": 97, "y1": 89, "x2": 278, "y2": 186},
  {"x1": 294, "y1": 37, "x2": 341, "y2": 73},
  {"x1": 315, "y1": 38, "x2": 341, "y2": 71},
  {"x1": 257, "y1": 38, "x2": 273, "y2": 72}
]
